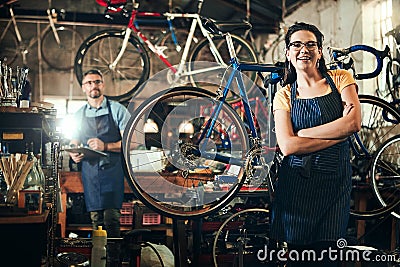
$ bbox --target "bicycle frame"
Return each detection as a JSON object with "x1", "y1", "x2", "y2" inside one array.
[
  {"x1": 195, "y1": 30, "x2": 282, "y2": 166},
  {"x1": 108, "y1": 0, "x2": 227, "y2": 78}
]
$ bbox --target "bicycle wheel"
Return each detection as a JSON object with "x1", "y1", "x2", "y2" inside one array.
[
  {"x1": 212, "y1": 208, "x2": 270, "y2": 267},
  {"x1": 188, "y1": 34, "x2": 258, "y2": 102},
  {"x1": 0, "y1": 25, "x2": 18, "y2": 65},
  {"x1": 122, "y1": 86, "x2": 249, "y2": 218},
  {"x1": 370, "y1": 135, "x2": 400, "y2": 219},
  {"x1": 385, "y1": 58, "x2": 400, "y2": 101},
  {"x1": 350, "y1": 95, "x2": 400, "y2": 218},
  {"x1": 74, "y1": 29, "x2": 150, "y2": 102},
  {"x1": 41, "y1": 26, "x2": 83, "y2": 71},
  {"x1": 270, "y1": 37, "x2": 286, "y2": 64}
]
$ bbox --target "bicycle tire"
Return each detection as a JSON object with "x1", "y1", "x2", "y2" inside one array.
[
  {"x1": 188, "y1": 34, "x2": 258, "y2": 103},
  {"x1": 41, "y1": 26, "x2": 84, "y2": 71},
  {"x1": 122, "y1": 86, "x2": 249, "y2": 219},
  {"x1": 385, "y1": 58, "x2": 400, "y2": 101},
  {"x1": 212, "y1": 208, "x2": 270, "y2": 267},
  {"x1": 370, "y1": 135, "x2": 400, "y2": 219},
  {"x1": 74, "y1": 29, "x2": 150, "y2": 103},
  {"x1": 349, "y1": 94, "x2": 400, "y2": 218},
  {"x1": 0, "y1": 25, "x2": 18, "y2": 65},
  {"x1": 270, "y1": 37, "x2": 286, "y2": 64}
]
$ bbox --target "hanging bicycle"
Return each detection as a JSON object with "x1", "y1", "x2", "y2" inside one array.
[
  {"x1": 0, "y1": 0, "x2": 83, "y2": 70},
  {"x1": 74, "y1": 0, "x2": 257, "y2": 103}
]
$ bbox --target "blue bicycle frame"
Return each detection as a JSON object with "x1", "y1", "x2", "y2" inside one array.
[{"x1": 195, "y1": 22, "x2": 283, "y2": 166}]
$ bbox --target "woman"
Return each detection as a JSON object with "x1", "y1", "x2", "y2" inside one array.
[{"x1": 271, "y1": 22, "x2": 361, "y2": 266}]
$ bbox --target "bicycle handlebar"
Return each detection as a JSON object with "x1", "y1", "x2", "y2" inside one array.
[{"x1": 328, "y1": 44, "x2": 390, "y2": 80}]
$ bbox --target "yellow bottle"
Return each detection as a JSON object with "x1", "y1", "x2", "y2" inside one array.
[{"x1": 91, "y1": 226, "x2": 107, "y2": 267}]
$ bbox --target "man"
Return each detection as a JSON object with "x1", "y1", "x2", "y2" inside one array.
[{"x1": 68, "y1": 69, "x2": 130, "y2": 265}]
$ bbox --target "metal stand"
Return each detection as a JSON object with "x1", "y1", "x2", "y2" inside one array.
[
  {"x1": 172, "y1": 218, "x2": 188, "y2": 267},
  {"x1": 44, "y1": 139, "x2": 61, "y2": 266}
]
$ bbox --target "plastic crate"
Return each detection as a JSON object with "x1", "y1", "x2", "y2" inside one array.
[
  {"x1": 120, "y1": 215, "x2": 133, "y2": 225},
  {"x1": 120, "y1": 202, "x2": 134, "y2": 225},
  {"x1": 142, "y1": 213, "x2": 161, "y2": 225},
  {"x1": 121, "y1": 202, "x2": 134, "y2": 215}
]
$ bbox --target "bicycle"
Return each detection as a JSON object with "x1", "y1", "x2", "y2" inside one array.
[
  {"x1": 97, "y1": 0, "x2": 203, "y2": 76},
  {"x1": 0, "y1": 0, "x2": 83, "y2": 70},
  {"x1": 74, "y1": 0, "x2": 258, "y2": 103},
  {"x1": 381, "y1": 25, "x2": 400, "y2": 111},
  {"x1": 328, "y1": 44, "x2": 400, "y2": 219},
  {"x1": 210, "y1": 208, "x2": 272, "y2": 267},
  {"x1": 121, "y1": 16, "x2": 282, "y2": 218}
]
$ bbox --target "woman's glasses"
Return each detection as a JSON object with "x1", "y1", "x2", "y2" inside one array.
[{"x1": 288, "y1": 41, "x2": 319, "y2": 51}]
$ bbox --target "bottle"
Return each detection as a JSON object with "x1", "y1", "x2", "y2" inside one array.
[
  {"x1": 18, "y1": 69, "x2": 30, "y2": 108},
  {"x1": 23, "y1": 142, "x2": 43, "y2": 190},
  {"x1": 91, "y1": 226, "x2": 107, "y2": 267}
]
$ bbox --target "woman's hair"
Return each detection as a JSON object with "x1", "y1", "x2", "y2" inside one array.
[{"x1": 281, "y1": 22, "x2": 329, "y2": 86}]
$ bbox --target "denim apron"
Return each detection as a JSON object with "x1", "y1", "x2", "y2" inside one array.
[
  {"x1": 270, "y1": 75, "x2": 352, "y2": 245},
  {"x1": 80, "y1": 99, "x2": 124, "y2": 211}
]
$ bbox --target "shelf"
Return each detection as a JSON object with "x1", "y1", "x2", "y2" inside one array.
[
  {"x1": 0, "y1": 209, "x2": 50, "y2": 224},
  {"x1": 66, "y1": 225, "x2": 131, "y2": 232}
]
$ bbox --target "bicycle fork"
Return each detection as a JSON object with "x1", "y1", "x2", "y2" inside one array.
[
  {"x1": 46, "y1": 8, "x2": 61, "y2": 46},
  {"x1": 7, "y1": 6, "x2": 29, "y2": 65}
]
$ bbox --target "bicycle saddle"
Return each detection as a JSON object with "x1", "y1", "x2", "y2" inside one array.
[
  {"x1": 96, "y1": 0, "x2": 127, "y2": 6},
  {"x1": 96, "y1": 0, "x2": 127, "y2": 14},
  {"x1": 201, "y1": 17, "x2": 252, "y2": 35},
  {"x1": 385, "y1": 24, "x2": 400, "y2": 44}
]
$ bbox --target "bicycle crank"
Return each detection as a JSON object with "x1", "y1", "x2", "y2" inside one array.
[{"x1": 244, "y1": 147, "x2": 270, "y2": 189}]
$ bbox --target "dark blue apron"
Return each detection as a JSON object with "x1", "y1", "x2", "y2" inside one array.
[
  {"x1": 270, "y1": 75, "x2": 352, "y2": 245},
  {"x1": 80, "y1": 99, "x2": 124, "y2": 211}
]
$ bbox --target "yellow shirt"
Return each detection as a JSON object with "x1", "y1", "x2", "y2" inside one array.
[{"x1": 273, "y1": 69, "x2": 357, "y2": 112}]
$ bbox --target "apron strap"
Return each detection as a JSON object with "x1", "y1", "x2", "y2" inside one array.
[
  {"x1": 323, "y1": 73, "x2": 343, "y2": 111},
  {"x1": 106, "y1": 98, "x2": 122, "y2": 140},
  {"x1": 289, "y1": 74, "x2": 342, "y2": 108}
]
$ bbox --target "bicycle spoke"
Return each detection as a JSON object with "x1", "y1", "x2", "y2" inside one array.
[
  {"x1": 189, "y1": 35, "x2": 258, "y2": 103},
  {"x1": 41, "y1": 27, "x2": 83, "y2": 71},
  {"x1": 123, "y1": 87, "x2": 250, "y2": 218},
  {"x1": 74, "y1": 29, "x2": 150, "y2": 102},
  {"x1": 350, "y1": 95, "x2": 400, "y2": 218},
  {"x1": 0, "y1": 24, "x2": 18, "y2": 65},
  {"x1": 371, "y1": 135, "x2": 400, "y2": 219},
  {"x1": 212, "y1": 208, "x2": 270, "y2": 267}
]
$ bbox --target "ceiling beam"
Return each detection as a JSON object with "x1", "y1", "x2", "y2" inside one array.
[{"x1": 216, "y1": 0, "x2": 281, "y2": 22}]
